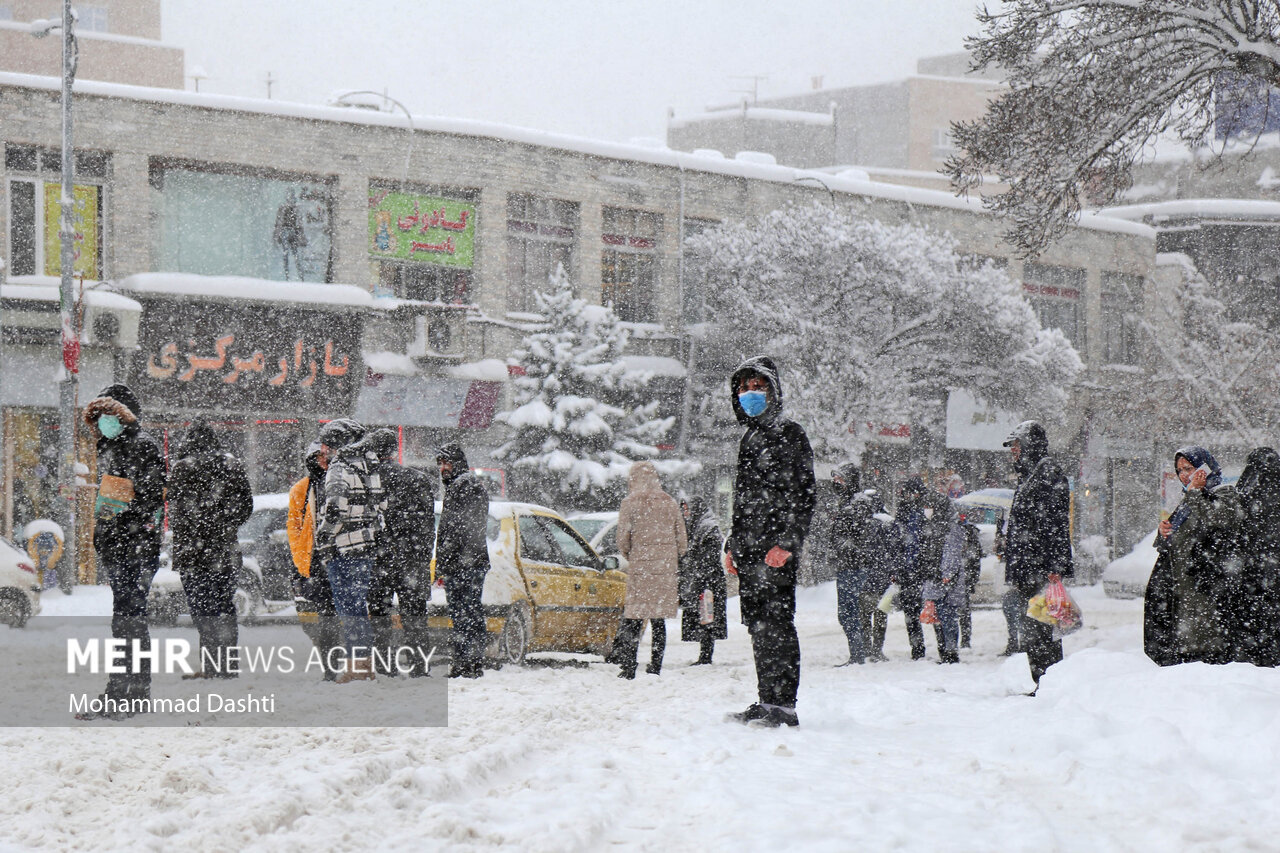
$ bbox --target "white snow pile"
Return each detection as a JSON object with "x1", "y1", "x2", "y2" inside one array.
[
  {"x1": 2, "y1": 586, "x2": 1279, "y2": 850},
  {"x1": 1103, "y1": 529, "x2": 1158, "y2": 599}
]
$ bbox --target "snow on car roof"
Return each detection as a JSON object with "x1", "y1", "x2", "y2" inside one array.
[{"x1": 253, "y1": 493, "x2": 291, "y2": 511}]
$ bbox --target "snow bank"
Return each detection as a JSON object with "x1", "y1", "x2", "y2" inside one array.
[{"x1": 1103, "y1": 529, "x2": 1157, "y2": 599}]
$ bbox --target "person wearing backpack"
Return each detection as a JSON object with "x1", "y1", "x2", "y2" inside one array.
[
  {"x1": 168, "y1": 421, "x2": 253, "y2": 678},
  {"x1": 315, "y1": 421, "x2": 386, "y2": 683}
]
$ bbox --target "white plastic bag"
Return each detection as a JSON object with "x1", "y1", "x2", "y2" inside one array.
[{"x1": 877, "y1": 583, "x2": 901, "y2": 614}]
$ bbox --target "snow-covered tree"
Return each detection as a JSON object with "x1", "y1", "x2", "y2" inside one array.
[
  {"x1": 946, "y1": 1, "x2": 1280, "y2": 255},
  {"x1": 687, "y1": 203, "x2": 1083, "y2": 460},
  {"x1": 1140, "y1": 256, "x2": 1280, "y2": 445},
  {"x1": 494, "y1": 266, "x2": 697, "y2": 508}
]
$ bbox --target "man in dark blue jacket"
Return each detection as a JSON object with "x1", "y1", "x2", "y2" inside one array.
[
  {"x1": 724, "y1": 356, "x2": 816, "y2": 728},
  {"x1": 1003, "y1": 420, "x2": 1073, "y2": 688}
]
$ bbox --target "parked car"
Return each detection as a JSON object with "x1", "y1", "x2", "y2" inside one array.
[
  {"x1": 427, "y1": 501, "x2": 626, "y2": 665},
  {"x1": 147, "y1": 493, "x2": 297, "y2": 625},
  {"x1": 0, "y1": 536, "x2": 41, "y2": 628},
  {"x1": 566, "y1": 511, "x2": 626, "y2": 569}
]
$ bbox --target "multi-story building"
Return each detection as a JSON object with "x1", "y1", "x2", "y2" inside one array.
[{"x1": 0, "y1": 11, "x2": 1161, "y2": 563}]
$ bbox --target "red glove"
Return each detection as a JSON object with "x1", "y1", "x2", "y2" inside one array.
[{"x1": 723, "y1": 550, "x2": 738, "y2": 576}]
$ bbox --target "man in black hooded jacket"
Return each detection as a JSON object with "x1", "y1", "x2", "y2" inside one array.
[
  {"x1": 168, "y1": 421, "x2": 253, "y2": 678},
  {"x1": 1003, "y1": 420, "x2": 1073, "y2": 688},
  {"x1": 724, "y1": 356, "x2": 816, "y2": 728},
  {"x1": 80, "y1": 384, "x2": 166, "y2": 716},
  {"x1": 366, "y1": 429, "x2": 435, "y2": 676},
  {"x1": 436, "y1": 443, "x2": 491, "y2": 678}
]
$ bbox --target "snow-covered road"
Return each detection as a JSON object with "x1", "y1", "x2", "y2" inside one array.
[{"x1": 2, "y1": 584, "x2": 1278, "y2": 852}]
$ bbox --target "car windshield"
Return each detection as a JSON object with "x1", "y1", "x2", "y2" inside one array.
[
  {"x1": 568, "y1": 518, "x2": 608, "y2": 541},
  {"x1": 239, "y1": 509, "x2": 285, "y2": 541}
]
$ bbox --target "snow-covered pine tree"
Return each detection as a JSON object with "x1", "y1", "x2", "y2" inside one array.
[
  {"x1": 687, "y1": 203, "x2": 1083, "y2": 460},
  {"x1": 494, "y1": 265, "x2": 696, "y2": 509}
]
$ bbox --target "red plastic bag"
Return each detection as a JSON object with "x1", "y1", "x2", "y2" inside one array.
[
  {"x1": 919, "y1": 600, "x2": 939, "y2": 625},
  {"x1": 1043, "y1": 578, "x2": 1083, "y2": 635}
]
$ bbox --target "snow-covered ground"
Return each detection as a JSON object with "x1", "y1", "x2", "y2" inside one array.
[{"x1": 3, "y1": 582, "x2": 1279, "y2": 851}]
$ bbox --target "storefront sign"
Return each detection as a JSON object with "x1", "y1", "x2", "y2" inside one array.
[
  {"x1": 42, "y1": 183, "x2": 100, "y2": 278},
  {"x1": 368, "y1": 190, "x2": 476, "y2": 268},
  {"x1": 134, "y1": 300, "x2": 361, "y2": 415},
  {"x1": 945, "y1": 389, "x2": 1022, "y2": 451}
]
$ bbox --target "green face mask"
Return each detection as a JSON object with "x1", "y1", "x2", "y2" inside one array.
[{"x1": 97, "y1": 414, "x2": 124, "y2": 439}]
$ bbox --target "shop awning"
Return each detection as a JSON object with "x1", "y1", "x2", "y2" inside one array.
[{"x1": 354, "y1": 376, "x2": 500, "y2": 429}]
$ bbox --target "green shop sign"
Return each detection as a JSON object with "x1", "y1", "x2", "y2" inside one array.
[{"x1": 369, "y1": 190, "x2": 476, "y2": 268}]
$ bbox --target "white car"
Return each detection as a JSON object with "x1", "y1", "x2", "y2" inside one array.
[{"x1": 0, "y1": 536, "x2": 41, "y2": 628}]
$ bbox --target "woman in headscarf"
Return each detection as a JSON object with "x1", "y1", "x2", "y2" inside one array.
[
  {"x1": 1147, "y1": 446, "x2": 1241, "y2": 665},
  {"x1": 679, "y1": 496, "x2": 728, "y2": 665},
  {"x1": 1227, "y1": 447, "x2": 1280, "y2": 666}
]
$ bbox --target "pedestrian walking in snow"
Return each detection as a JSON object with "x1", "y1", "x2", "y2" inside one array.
[
  {"x1": 316, "y1": 420, "x2": 386, "y2": 683},
  {"x1": 678, "y1": 496, "x2": 727, "y2": 665},
  {"x1": 1148, "y1": 446, "x2": 1240, "y2": 666},
  {"x1": 79, "y1": 384, "x2": 166, "y2": 718},
  {"x1": 828, "y1": 463, "x2": 877, "y2": 666},
  {"x1": 856, "y1": 489, "x2": 899, "y2": 663},
  {"x1": 435, "y1": 443, "x2": 491, "y2": 679},
  {"x1": 894, "y1": 476, "x2": 950, "y2": 662},
  {"x1": 955, "y1": 508, "x2": 983, "y2": 649},
  {"x1": 168, "y1": 421, "x2": 253, "y2": 678},
  {"x1": 614, "y1": 462, "x2": 687, "y2": 678},
  {"x1": 365, "y1": 429, "x2": 435, "y2": 676},
  {"x1": 1228, "y1": 447, "x2": 1280, "y2": 667},
  {"x1": 1002, "y1": 421, "x2": 1074, "y2": 688},
  {"x1": 288, "y1": 435, "x2": 343, "y2": 680},
  {"x1": 723, "y1": 356, "x2": 816, "y2": 728},
  {"x1": 921, "y1": 505, "x2": 972, "y2": 664}
]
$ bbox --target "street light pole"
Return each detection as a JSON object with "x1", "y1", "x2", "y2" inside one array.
[
  {"x1": 56, "y1": 0, "x2": 80, "y2": 585},
  {"x1": 330, "y1": 90, "x2": 415, "y2": 188}
]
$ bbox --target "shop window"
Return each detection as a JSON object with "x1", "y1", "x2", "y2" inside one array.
[
  {"x1": 78, "y1": 5, "x2": 108, "y2": 32},
  {"x1": 1101, "y1": 272, "x2": 1142, "y2": 366},
  {"x1": 5, "y1": 144, "x2": 108, "y2": 279},
  {"x1": 378, "y1": 262, "x2": 471, "y2": 304},
  {"x1": 506, "y1": 193, "x2": 577, "y2": 313},
  {"x1": 602, "y1": 206, "x2": 661, "y2": 323},
  {"x1": 154, "y1": 160, "x2": 334, "y2": 283},
  {"x1": 1023, "y1": 263, "x2": 1086, "y2": 351}
]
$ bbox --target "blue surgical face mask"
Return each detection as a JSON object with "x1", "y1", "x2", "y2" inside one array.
[
  {"x1": 738, "y1": 391, "x2": 768, "y2": 417},
  {"x1": 98, "y1": 414, "x2": 124, "y2": 439}
]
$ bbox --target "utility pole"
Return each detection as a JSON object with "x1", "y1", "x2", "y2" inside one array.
[
  {"x1": 265, "y1": 71, "x2": 275, "y2": 99},
  {"x1": 57, "y1": 0, "x2": 80, "y2": 585}
]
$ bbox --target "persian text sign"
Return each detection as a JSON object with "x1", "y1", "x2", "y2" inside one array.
[
  {"x1": 134, "y1": 299, "x2": 362, "y2": 415},
  {"x1": 368, "y1": 190, "x2": 476, "y2": 268}
]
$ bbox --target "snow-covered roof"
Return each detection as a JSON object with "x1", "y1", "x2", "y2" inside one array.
[
  {"x1": 115, "y1": 273, "x2": 374, "y2": 308},
  {"x1": 669, "y1": 106, "x2": 834, "y2": 129},
  {"x1": 1099, "y1": 198, "x2": 1280, "y2": 223},
  {"x1": 362, "y1": 350, "x2": 419, "y2": 376},
  {"x1": 446, "y1": 359, "x2": 509, "y2": 382},
  {"x1": 2, "y1": 277, "x2": 142, "y2": 312},
  {"x1": 0, "y1": 19, "x2": 178, "y2": 50},
  {"x1": 620, "y1": 355, "x2": 688, "y2": 378},
  {"x1": 0, "y1": 71, "x2": 1156, "y2": 243}
]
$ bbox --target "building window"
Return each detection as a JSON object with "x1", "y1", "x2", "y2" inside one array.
[
  {"x1": 602, "y1": 206, "x2": 661, "y2": 323},
  {"x1": 931, "y1": 127, "x2": 959, "y2": 161},
  {"x1": 1023, "y1": 263, "x2": 1086, "y2": 350},
  {"x1": 5, "y1": 144, "x2": 109, "y2": 279},
  {"x1": 78, "y1": 6, "x2": 108, "y2": 32},
  {"x1": 0, "y1": 6, "x2": 13, "y2": 21},
  {"x1": 681, "y1": 218, "x2": 719, "y2": 325},
  {"x1": 506, "y1": 193, "x2": 577, "y2": 313},
  {"x1": 154, "y1": 159, "x2": 334, "y2": 283},
  {"x1": 1101, "y1": 272, "x2": 1142, "y2": 366},
  {"x1": 369, "y1": 184, "x2": 477, "y2": 302}
]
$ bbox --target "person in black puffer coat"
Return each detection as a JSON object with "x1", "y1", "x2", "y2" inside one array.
[
  {"x1": 365, "y1": 429, "x2": 435, "y2": 676},
  {"x1": 1002, "y1": 420, "x2": 1074, "y2": 688},
  {"x1": 435, "y1": 443, "x2": 491, "y2": 678},
  {"x1": 679, "y1": 496, "x2": 727, "y2": 665},
  {"x1": 894, "y1": 476, "x2": 951, "y2": 662},
  {"x1": 1225, "y1": 447, "x2": 1280, "y2": 667},
  {"x1": 168, "y1": 421, "x2": 253, "y2": 678},
  {"x1": 81, "y1": 384, "x2": 166, "y2": 715},
  {"x1": 724, "y1": 356, "x2": 816, "y2": 728},
  {"x1": 828, "y1": 463, "x2": 878, "y2": 666}
]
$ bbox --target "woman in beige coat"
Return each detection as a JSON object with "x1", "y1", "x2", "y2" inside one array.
[{"x1": 614, "y1": 461, "x2": 688, "y2": 678}]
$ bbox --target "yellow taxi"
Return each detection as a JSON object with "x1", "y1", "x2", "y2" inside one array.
[{"x1": 427, "y1": 501, "x2": 627, "y2": 665}]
